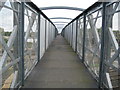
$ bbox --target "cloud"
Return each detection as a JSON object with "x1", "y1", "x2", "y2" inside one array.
[{"x1": 0, "y1": 7, "x2": 13, "y2": 31}]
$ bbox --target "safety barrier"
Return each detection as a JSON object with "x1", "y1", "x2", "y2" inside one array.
[
  {"x1": 62, "y1": 2, "x2": 120, "y2": 89},
  {"x1": 0, "y1": 0, "x2": 57, "y2": 88}
]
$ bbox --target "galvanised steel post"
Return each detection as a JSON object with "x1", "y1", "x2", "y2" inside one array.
[
  {"x1": 13, "y1": 2, "x2": 19, "y2": 71},
  {"x1": 75, "y1": 19, "x2": 78, "y2": 53},
  {"x1": 13, "y1": 2, "x2": 19, "y2": 59},
  {"x1": 38, "y1": 13, "x2": 40, "y2": 62},
  {"x1": 20, "y1": 2, "x2": 24, "y2": 86},
  {"x1": 45, "y1": 19, "x2": 47, "y2": 51},
  {"x1": 118, "y1": 47, "x2": 120, "y2": 87},
  {"x1": 71, "y1": 23, "x2": 73, "y2": 47},
  {"x1": 62, "y1": 29, "x2": 65, "y2": 38},
  {"x1": 99, "y1": 2, "x2": 106, "y2": 88},
  {"x1": 118, "y1": 2, "x2": 120, "y2": 76},
  {"x1": 62, "y1": 29, "x2": 63, "y2": 36},
  {"x1": 82, "y1": 13, "x2": 86, "y2": 63},
  {"x1": 55, "y1": 28, "x2": 56, "y2": 37}
]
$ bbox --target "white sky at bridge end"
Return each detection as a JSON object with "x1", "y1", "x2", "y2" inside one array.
[
  {"x1": 0, "y1": 0, "x2": 119, "y2": 33},
  {"x1": 31, "y1": 0, "x2": 98, "y2": 33}
]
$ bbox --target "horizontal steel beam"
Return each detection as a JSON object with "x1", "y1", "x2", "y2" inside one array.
[
  {"x1": 26, "y1": 2, "x2": 56, "y2": 28},
  {"x1": 53, "y1": 22, "x2": 68, "y2": 23},
  {"x1": 40, "y1": 6, "x2": 85, "y2": 11},
  {"x1": 57, "y1": 27, "x2": 63, "y2": 29},
  {"x1": 56, "y1": 26, "x2": 64, "y2": 27},
  {"x1": 50, "y1": 17, "x2": 73, "y2": 20},
  {"x1": 55, "y1": 24, "x2": 65, "y2": 26}
]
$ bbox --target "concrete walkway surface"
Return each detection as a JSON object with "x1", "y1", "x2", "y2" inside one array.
[{"x1": 23, "y1": 35, "x2": 98, "y2": 88}]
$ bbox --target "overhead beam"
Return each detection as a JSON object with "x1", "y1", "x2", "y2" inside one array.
[
  {"x1": 40, "y1": 6, "x2": 85, "y2": 11},
  {"x1": 55, "y1": 24, "x2": 65, "y2": 26},
  {"x1": 53, "y1": 22, "x2": 68, "y2": 23},
  {"x1": 50, "y1": 17, "x2": 73, "y2": 20},
  {"x1": 57, "y1": 27, "x2": 64, "y2": 29},
  {"x1": 56, "y1": 26, "x2": 64, "y2": 27}
]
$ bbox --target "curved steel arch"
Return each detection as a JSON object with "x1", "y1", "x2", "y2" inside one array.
[
  {"x1": 40, "y1": 6, "x2": 85, "y2": 11},
  {"x1": 50, "y1": 17, "x2": 73, "y2": 20}
]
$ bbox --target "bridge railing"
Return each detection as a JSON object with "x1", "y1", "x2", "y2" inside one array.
[
  {"x1": 0, "y1": 0, "x2": 57, "y2": 88},
  {"x1": 62, "y1": 2, "x2": 120, "y2": 89}
]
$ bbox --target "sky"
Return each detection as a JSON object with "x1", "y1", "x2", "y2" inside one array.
[
  {"x1": 31, "y1": 0, "x2": 119, "y2": 32},
  {"x1": 0, "y1": 0, "x2": 119, "y2": 33},
  {"x1": 0, "y1": 1, "x2": 13, "y2": 31},
  {"x1": 31, "y1": 0, "x2": 98, "y2": 32}
]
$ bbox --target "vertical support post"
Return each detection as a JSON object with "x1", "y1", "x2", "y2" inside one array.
[
  {"x1": 45, "y1": 19, "x2": 47, "y2": 51},
  {"x1": 63, "y1": 29, "x2": 64, "y2": 37},
  {"x1": 99, "y1": 2, "x2": 106, "y2": 88},
  {"x1": 82, "y1": 13, "x2": 86, "y2": 63},
  {"x1": 13, "y1": 2, "x2": 18, "y2": 71},
  {"x1": 19, "y1": 2, "x2": 24, "y2": 86},
  {"x1": 67, "y1": 27, "x2": 68, "y2": 41},
  {"x1": 118, "y1": 48, "x2": 120, "y2": 88},
  {"x1": 71, "y1": 23, "x2": 73, "y2": 47},
  {"x1": 105, "y1": 3, "x2": 113, "y2": 67},
  {"x1": 38, "y1": 13, "x2": 40, "y2": 62},
  {"x1": 65, "y1": 27, "x2": 69, "y2": 43},
  {"x1": 55, "y1": 28, "x2": 57, "y2": 37},
  {"x1": 56, "y1": 28, "x2": 58, "y2": 37},
  {"x1": 75, "y1": 19, "x2": 78, "y2": 53},
  {"x1": 118, "y1": 3, "x2": 120, "y2": 85},
  {"x1": 119, "y1": 4, "x2": 120, "y2": 31},
  {"x1": 55, "y1": 28, "x2": 56, "y2": 37},
  {"x1": 62, "y1": 29, "x2": 64, "y2": 37},
  {"x1": 13, "y1": 2, "x2": 19, "y2": 59}
]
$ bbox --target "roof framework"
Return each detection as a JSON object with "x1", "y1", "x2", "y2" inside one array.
[{"x1": 40, "y1": 6, "x2": 85, "y2": 11}]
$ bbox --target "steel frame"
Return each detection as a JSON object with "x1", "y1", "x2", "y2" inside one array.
[
  {"x1": 0, "y1": 0, "x2": 57, "y2": 88},
  {"x1": 62, "y1": 2, "x2": 120, "y2": 89},
  {"x1": 40, "y1": 6, "x2": 84, "y2": 11},
  {"x1": 50, "y1": 17, "x2": 73, "y2": 20},
  {"x1": 53, "y1": 22, "x2": 68, "y2": 24},
  {"x1": 0, "y1": 0, "x2": 119, "y2": 89}
]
